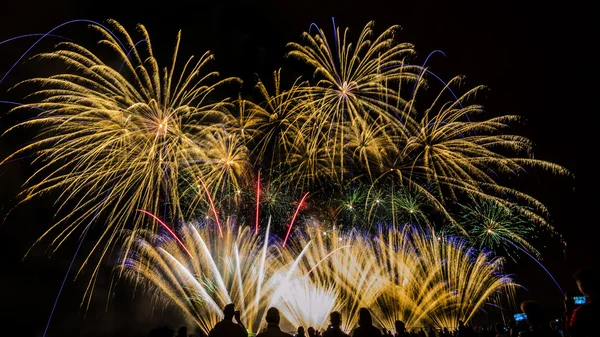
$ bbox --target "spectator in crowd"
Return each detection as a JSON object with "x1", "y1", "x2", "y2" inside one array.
[
  {"x1": 394, "y1": 320, "x2": 407, "y2": 337},
  {"x1": 208, "y1": 303, "x2": 247, "y2": 337},
  {"x1": 495, "y1": 323, "x2": 509, "y2": 337},
  {"x1": 351, "y1": 308, "x2": 382, "y2": 337},
  {"x1": 518, "y1": 301, "x2": 559, "y2": 337},
  {"x1": 323, "y1": 311, "x2": 349, "y2": 337},
  {"x1": 565, "y1": 269, "x2": 598, "y2": 337},
  {"x1": 308, "y1": 326, "x2": 321, "y2": 337},
  {"x1": 177, "y1": 326, "x2": 188, "y2": 337},
  {"x1": 257, "y1": 307, "x2": 293, "y2": 337}
]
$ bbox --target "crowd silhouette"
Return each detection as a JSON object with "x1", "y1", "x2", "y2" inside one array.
[{"x1": 146, "y1": 269, "x2": 597, "y2": 337}]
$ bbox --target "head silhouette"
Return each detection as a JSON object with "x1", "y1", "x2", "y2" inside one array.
[
  {"x1": 574, "y1": 269, "x2": 598, "y2": 297},
  {"x1": 520, "y1": 301, "x2": 545, "y2": 326},
  {"x1": 177, "y1": 326, "x2": 187, "y2": 337},
  {"x1": 358, "y1": 308, "x2": 373, "y2": 327},
  {"x1": 495, "y1": 323, "x2": 505, "y2": 334},
  {"x1": 307, "y1": 327, "x2": 316, "y2": 337},
  {"x1": 223, "y1": 303, "x2": 235, "y2": 320},
  {"x1": 298, "y1": 326, "x2": 305, "y2": 335},
  {"x1": 395, "y1": 320, "x2": 405, "y2": 333},
  {"x1": 266, "y1": 307, "x2": 280, "y2": 325},
  {"x1": 330, "y1": 311, "x2": 342, "y2": 327}
]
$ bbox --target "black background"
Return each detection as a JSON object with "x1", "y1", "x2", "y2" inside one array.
[{"x1": 0, "y1": 1, "x2": 591, "y2": 336}]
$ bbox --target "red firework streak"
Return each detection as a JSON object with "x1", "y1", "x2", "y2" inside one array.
[
  {"x1": 282, "y1": 192, "x2": 309, "y2": 247},
  {"x1": 197, "y1": 178, "x2": 223, "y2": 238},
  {"x1": 138, "y1": 209, "x2": 194, "y2": 259}
]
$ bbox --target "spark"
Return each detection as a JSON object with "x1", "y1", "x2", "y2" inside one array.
[
  {"x1": 197, "y1": 178, "x2": 223, "y2": 238},
  {"x1": 282, "y1": 192, "x2": 309, "y2": 247},
  {"x1": 255, "y1": 171, "x2": 261, "y2": 234},
  {"x1": 137, "y1": 210, "x2": 193, "y2": 259}
]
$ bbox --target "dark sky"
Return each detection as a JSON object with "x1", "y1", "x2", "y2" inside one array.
[{"x1": 0, "y1": 1, "x2": 591, "y2": 336}]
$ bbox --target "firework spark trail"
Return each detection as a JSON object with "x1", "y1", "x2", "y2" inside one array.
[
  {"x1": 501, "y1": 237, "x2": 564, "y2": 295},
  {"x1": 118, "y1": 39, "x2": 147, "y2": 72},
  {"x1": 0, "y1": 19, "x2": 127, "y2": 84},
  {"x1": 410, "y1": 50, "x2": 446, "y2": 98},
  {"x1": 255, "y1": 216, "x2": 271, "y2": 314},
  {"x1": 137, "y1": 210, "x2": 193, "y2": 259},
  {"x1": 197, "y1": 178, "x2": 223, "y2": 238},
  {"x1": 43, "y1": 221, "x2": 91, "y2": 337},
  {"x1": 0, "y1": 33, "x2": 71, "y2": 46},
  {"x1": 42, "y1": 184, "x2": 115, "y2": 337},
  {"x1": 255, "y1": 171, "x2": 261, "y2": 233},
  {"x1": 282, "y1": 192, "x2": 309, "y2": 247},
  {"x1": 0, "y1": 100, "x2": 45, "y2": 112}
]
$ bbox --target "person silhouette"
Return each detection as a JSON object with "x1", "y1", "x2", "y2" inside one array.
[
  {"x1": 208, "y1": 303, "x2": 247, "y2": 337},
  {"x1": 494, "y1": 323, "x2": 509, "y2": 337},
  {"x1": 565, "y1": 269, "x2": 598, "y2": 337},
  {"x1": 308, "y1": 327, "x2": 318, "y2": 337},
  {"x1": 394, "y1": 321, "x2": 407, "y2": 337},
  {"x1": 351, "y1": 308, "x2": 382, "y2": 337},
  {"x1": 156, "y1": 326, "x2": 174, "y2": 337},
  {"x1": 177, "y1": 326, "x2": 188, "y2": 337},
  {"x1": 256, "y1": 307, "x2": 292, "y2": 337},
  {"x1": 456, "y1": 321, "x2": 471, "y2": 337},
  {"x1": 298, "y1": 326, "x2": 306, "y2": 337},
  {"x1": 518, "y1": 301, "x2": 559, "y2": 337},
  {"x1": 323, "y1": 311, "x2": 349, "y2": 337}
]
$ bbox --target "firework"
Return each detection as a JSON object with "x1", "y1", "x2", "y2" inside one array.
[
  {"x1": 282, "y1": 20, "x2": 568, "y2": 233},
  {"x1": 453, "y1": 199, "x2": 540, "y2": 259},
  {"x1": 0, "y1": 19, "x2": 570, "y2": 313},
  {"x1": 286, "y1": 21, "x2": 419, "y2": 181},
  {"x1": 123, "y1": 219, "x2": 276, "y2": 334},
  {"x1": 288, "y1": 224, "x2": 516, "y2": 331},
  {"x1": 370, "y1": 226, "x2": 516, "y2": 330},
  {"x1": 124, "y1": 220, "x2": 516, "y2": 334},
  {"x1": 239, "y1": 70, "x2": 303, "y2": 162},
  {"x1": 399, "y1": 74, "x2": 569, "y2": 229},
  {"x1": 1, "y1": 21, "x2": 244, "y2": 291}
]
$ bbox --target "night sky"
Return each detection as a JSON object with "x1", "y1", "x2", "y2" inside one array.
[{"x1": 0, "y1": 1, "x2": 590, "y2": 336}]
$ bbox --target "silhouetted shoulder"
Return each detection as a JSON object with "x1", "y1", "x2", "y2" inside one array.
[{"x1": 352, "y1": 326, "x2": 382, "y2": 337}]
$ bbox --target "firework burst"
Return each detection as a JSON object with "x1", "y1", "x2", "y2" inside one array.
[
  {"x1": 286, "y1": 21, "x2": 419, "y2": 181},
  {"x1": 400, "y1": 75, "x2": 569, "y2": 229},
  {"x1": 1, "y1": 20, "x2": 243, "y2": 300},
  {"x1": 124, "y1": 220, "x2": 516, "y2": 334},
  {"x1": 454, "y1": 199, "x2": 540, "y2": 259}
]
